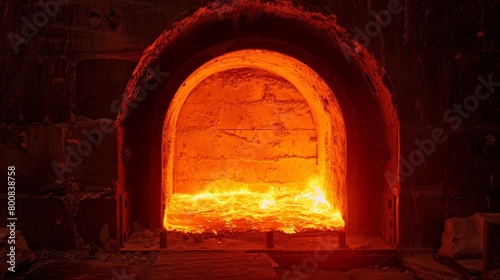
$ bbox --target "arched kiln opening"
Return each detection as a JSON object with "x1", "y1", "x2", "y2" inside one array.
[
  {"x1": 115, "y1": 0, "x2": 399, "y2": 246},
  {"x1": 163, "y1": 50, "x2": 346, "y2": 233}
]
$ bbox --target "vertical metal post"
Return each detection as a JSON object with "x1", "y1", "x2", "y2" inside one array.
[
  {"x1": 338, "y1": 230, "x2": 347, "y2": 248},
  {"x1": 266, "y1": 231, "x2": 274, "y2": 248},
  {"x1": 160, "y1": 231, "x2": 168, "y2": 248}
]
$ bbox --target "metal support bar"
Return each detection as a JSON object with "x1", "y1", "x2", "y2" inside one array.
[
  {"x1": 266, "y1": 231, "x2": 274, "y2": 248},
  {"x1": 160, "y1": 231, "x2": 168, "y2": 248},
  {"x1": 338, "y1": 230, "x2": 347, "y2": 248}
]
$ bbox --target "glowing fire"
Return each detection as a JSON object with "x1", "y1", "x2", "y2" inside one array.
[{"x1": 164, "y1": 178, "x2": 345, "y2": 234}]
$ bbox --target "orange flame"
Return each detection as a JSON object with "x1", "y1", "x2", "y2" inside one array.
[{"x1": 164, "y1": 177, "x2": 344, "y2": 234}]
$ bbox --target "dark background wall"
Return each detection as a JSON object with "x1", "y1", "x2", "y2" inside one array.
[{"x1": 0, "y1": 0, "x2": 499, "y2": 249}]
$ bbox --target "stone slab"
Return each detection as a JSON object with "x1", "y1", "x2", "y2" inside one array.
[{"x1": 152, "y1": 251, "x2": 277, "y2": 280}]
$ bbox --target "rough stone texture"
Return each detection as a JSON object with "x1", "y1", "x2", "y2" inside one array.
[
  {"x1": 439, "y1": 214, "x2": 482, "y2": 258},
  {"x1": 76, "y1": 59, "x2": 139, "y2": 119},
  {"x1": 0, "y1": 192, "x2": 115, "y2": 251},
  {"x1": 75, "y1": 198, "x2": 116, "y2": 248},
  {"x1": 0, "y1": 57, "x2": 71, "y2": 122},
  {"x1": 0, "y1": 123, "x2": 117, "y2": 192},
  {"x1": 174, "y1": 68, "x2": 318, "y2": 193},
  {"x1": 0, "y1": 0, "x2": 196, "y2": 248},
  {"x1": 0, "y1": 228, "x2": 35, "y2": 273},
  {"x1": 104, "y1": 239, "x2": 118, "y2": 253},
  {"x1": 24, "y1": 262, "x2": 145, "y2": 280},
  {"x1": 0, "y1": 0, "x2": 499, "y2": 249},
  {"x1": 485, "y1": 218, "x2": 500, "y2": 278},
  {"x1": 0, "y1": 125, "x2": 66, "y2": 193},
  {"x1": 64, "y1": 125, "x2": 118, "y2": 188},
  {"x1": 402, "y1": 252, "x2": 463, "y2": 279},
  {"x1": 439, "y1": 213, "x2": 500, "y2": 259},
  {"x1": 275, "y1": 268, "x2": 415, "y2": 280},
  {"x1": 0, "y1": 0, "x2": 199, "y2": 53},
  {"x1": 152, "y1": 251, "x2": 278, "y2": 280},
  {"x1": 0, "y1": 197, "x2": 74, "y2": 250},
  {"x1": 176, "y1": 130, "x2": 316, "y2": 159}
]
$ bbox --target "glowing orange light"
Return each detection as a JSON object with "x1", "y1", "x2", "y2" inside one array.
[
  {"x1": 164, "y1": 177, "x2": 344, "y2": 234},
  {"x1": 162, "y1": 50, "x2": 347, "y2": 235}
]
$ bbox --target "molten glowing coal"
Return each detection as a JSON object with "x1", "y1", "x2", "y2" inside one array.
[{"x1": 164, "y1": 177, "x2": 344, "y2": 234}]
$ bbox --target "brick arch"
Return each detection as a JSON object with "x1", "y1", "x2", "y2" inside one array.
[{"x1": 116, "y1": 0, "x2": 399, "y2": 245}]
